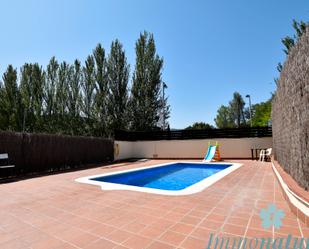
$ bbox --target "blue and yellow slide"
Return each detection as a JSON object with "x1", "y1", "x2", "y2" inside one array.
[{"x1": 203, "y1": 142, "x2": 221, "y2": 162}]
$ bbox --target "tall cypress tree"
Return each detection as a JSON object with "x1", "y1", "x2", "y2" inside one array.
[
  {"x1": 31, "y1": 63, "x2": 45, "y2": 131},
  {"x1": 0, "y1": 65, "x2": 21, "y2": 130},
  {"x1": 107, "y1": 39, "x2": 129, "y2": 133},
  {"x1": 130, "y1": 31, "x2": 165, "y2": 131},
  {"x1": 44, "y1": 57, "x2": 59, "y2": 121},
  {"x1": 67, "y1": 60, "x2": 82, "y2": 135},
  {"x1": 19, "y1": 63, "x2": 45, "y2": 132},
  {"x1": 93, "y1": 44, "x2": 108, "y2": 136},
  {"x1": 56, "y1": 62, "x2": 69, "y2": 116},
  {"x1": 0, "y1": 34, "x2": 170, "y2": 135},
  {"x1": 229, "y1": 92, "x2": 246, "y2": 128},
  {"x1": 0, "y1": 80, "x2": 7, "y2": 130},
  {"x1": 0, "y1": 82, "x2": 5, "y2": 130},
  {"x1": 20, "y1": 63, "x2": 34, "y2": 132},
  {"x1": 55, "y1": 62, "x2": 70, "y2": 132},
  {"x1": 82, "y1": 55, "x2": 96, "y2": 135}
]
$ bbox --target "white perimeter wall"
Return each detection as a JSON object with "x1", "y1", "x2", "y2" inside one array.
[
  {"x1": 114, "y1": 137, "x2": 272, "y2": 160},
  {"x1": 114, "y1": 141, "x2": 134, "y2": 160}
]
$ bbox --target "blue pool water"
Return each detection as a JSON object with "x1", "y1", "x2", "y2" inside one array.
[{"x1": 91, "y1": 163, "x2": 232, "y2": 191}]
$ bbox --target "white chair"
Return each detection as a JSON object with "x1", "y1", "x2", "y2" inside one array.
[{"x1": 259, "y1": 148, "x2": 272, "y2": 162}]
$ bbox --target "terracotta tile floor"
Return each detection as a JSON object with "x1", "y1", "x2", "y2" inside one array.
[{"x1": 0, "y1": 160, "x2": 307, "y2": 249}]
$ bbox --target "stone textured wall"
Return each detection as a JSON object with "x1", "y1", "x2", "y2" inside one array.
[{"x1": 272, "y1": 27, "x2": 309, "y2": 190}]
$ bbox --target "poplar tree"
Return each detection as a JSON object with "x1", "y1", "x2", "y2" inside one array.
[
  {"x1": 93, "y1": 44, "x2": 108, "y2": 136},
  {"x1": 44, "y1": 57, "x2": 59, "y2": 131},
  {"x1": 229, "y1": 92, "x2": 246, "y2": 128},
  {"x1": 130, "y1": 31, "x2": 165, "y2": 131},
  {"x1": 0, "y1": 33, "x2": 170, "y2": 135},
  {"x1": 68, "y1": 60, "x2": 82, "y2": 135},
  {"x1": 31, "y1": 63, "x2": 45, "y2": 131},
  {"x1": 19, "y1": 63, "x2": 45, "y2": 132},
  {"x1": 82, "y1": 55, "x2": 96, "y2": 134},
  {"x1": 56, "y1": 62, "x2": 69, "y2": 116},
  {"x1": 0, "y1": 65, "x2": 21, "y2": 130},
  {"x1": 20, "y1": 63, "x2": 34, "y2": 132},
  {"x1": 55, "y1": 62, "x2": 70, "y2": 132},
  {"x1": 107, "y1": 39, "x2": 129, "y2": 133},
  {"x1": 0, "y1": 82, "x2": 5, "y2": 130}
]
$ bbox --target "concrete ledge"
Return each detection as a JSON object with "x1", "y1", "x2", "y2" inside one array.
[{"x1": 271, "y1": 161, "x2": 309, "y2": 226}]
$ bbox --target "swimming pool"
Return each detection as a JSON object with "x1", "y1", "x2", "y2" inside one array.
[{"x1": 76, "y1": 162, "x2": 242, "y2": 196}]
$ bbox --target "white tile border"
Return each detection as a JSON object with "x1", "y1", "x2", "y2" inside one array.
[{"x1": 75, "y1": 162, "x2": 243, "y2": 196}]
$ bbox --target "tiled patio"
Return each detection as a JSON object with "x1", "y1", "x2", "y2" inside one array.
[{"x1": 0, "y1": 160, "x2": 307, "y2": 249}]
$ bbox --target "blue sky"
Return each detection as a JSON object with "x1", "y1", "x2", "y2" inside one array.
[{"x1": 0, "y1": 0, "x2": 308, "y2": 128}]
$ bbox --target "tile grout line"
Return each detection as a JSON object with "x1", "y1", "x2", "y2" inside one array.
[
  {"x1": 178, "y1": 164, "x2": 253, "y2": 248},
  {"x1": 297, "y1": 218, "x2": 307, "y2": 248},
  {"x1": 2, "y1": 161, "x2": 302, "y2": 249},
  {"x1": 4, "y1": 195, "x2": 148, "y2": 249},
  {"x1": 142, "y1": 201, "x2": 202, "y2": 248},
  {"x1": 243, "y1": 163, "x2": 276, "y2": 239},
  {"x1": 101, "y1": 192, "x2": 205, "y2": 248},
  {"x1": 6, "y1": 212, "x2": 82, "y2": 249},
  {"x1": 241, "y1": 162, "x2": 267, "y2": 246},
  {"x1": 117, "y1": 198, "x2": 199, "y2": 249}
]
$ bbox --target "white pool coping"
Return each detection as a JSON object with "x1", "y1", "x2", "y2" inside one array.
[{"x1": 75, "y1": 161, "x2": 243, "y2": 196}]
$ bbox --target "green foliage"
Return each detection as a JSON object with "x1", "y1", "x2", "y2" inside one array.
[
  {"x1": 0, "y1": 32, "x2": 170, "y2": 136},
  {"x1": 214, "y1": 105, "x2": 234, "y2": 128},
  {"x1": 67, "y1": 60, "x2": 82, "y2": 135},
  {"x1": 0, "y1": 65, "x2": 21, "y2": 130},
  {"x1": 215, "y1": 92, "x2": 272, "y2": 128},
  {"x1": 281, "y1": 36, "x2": 295, "y2": 55},
  {"x1": 44, "y1": 57, "x2": 58, "y2": 119},
  {"x1": 93, "y1": 44, "x2": 108, "y2": 136},
  {"x1": 82, "y1": 55, "x2": 97, "y2": 135},
  {"x1": 20, "y1": 63, "x2": 44, "y2": 132},
  {"x1": 185, "y1": 122, "x2": 214, "y2": 130},
  {"x1": 0, "y1": 83, "x2": 5, "y2": 130},
  {"x1": 107, "y1": 40, "x2": 129, "y2": 134},
  {"x1": 282, "y1": 20, "x2": 307, "y2": 55},
  {"x1": 214, "y1": 92, "x2": 247, "y2": 128},
  {"x1": 130, "y1": 31, "x2": 169, "y2": 131},
  {"x1": 251, "y1": 99, "x2": 272, "y2": 127},
  {"x1": 229, "y1": 92, "x2": 246, "y2": 127},
  {"x1": 275, "y1": 20, "x2": 308, "y2": 85}
]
